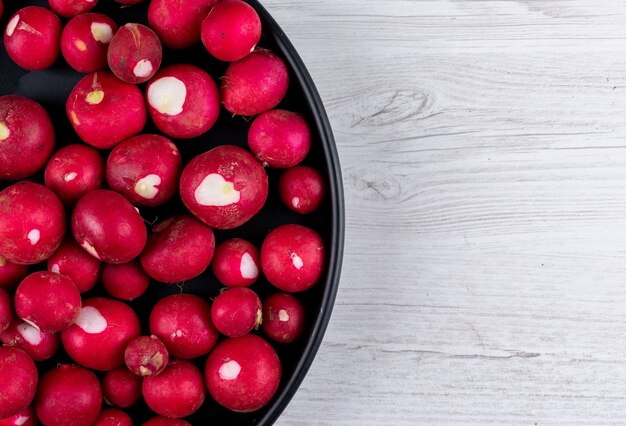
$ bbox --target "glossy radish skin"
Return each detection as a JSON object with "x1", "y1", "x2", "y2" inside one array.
[
  {"x1": 47, "y1": 238, "x2": 101, "y2": 293},
  {"x1": 140, "y1": 215, "x2": 215, "y2": 283},
  {"x1": 61, "y1": 13, "x2": 117, "y2": 73},
  {"x1": 201, "y1": 0, "x2": 262, "y2": 62},
  {"x1": 0, "y1": 319, "x2": 60, "y2": 361},
  {"x1": 0, "y1": 96, "x2": 55, "y2": 181},
  {"x1": 4, "y1": 7, "x2": 62, "y2": 71},
  {"x1": 146, "y1": 64, "x2": 220, "y2": 139},
  {"x1": 0, "y1": 259, "x2": 28, "y2": 291},
  {"x1": 0, "y1": 289, "x2": 11, "y2": 333},
  {"x1": 143, "y1": 418, "x2": 191, "y2": 426},
  {"x1": 102, "y1": 368, "x2": 141, "y2": 408},
  {"x1": 212, "y1": 287, "x2": 262, "y2": 337},
  {"x1": 102, "y1": 261, "x2": 150, "y2": 301},
  {"x1": 262, "y1": 293, "x2": 306, "y2": 343},
  {"x1": 108, "y1": 23, "x2": 162, "y2": 84},
  {"x1": 143, "y1": 360, "x2": 205, "y2": 418},
  {"x1": 0, "y1": 347, "x2": 38, "y2": 419},
  {"x1": 106, "y1": 134, "x2": 182, "y2": 207},
  {"x1": 93, "y1": 408, "x2": 132, "y2": 426},
  {"x1": 180, "y1": 145, "x2": 268, "y2": 229},
  {"x1": 124, "y1": 335, "x2": 169, "y2": 377},
  {"x1": 205, "y1": 334, "x2": 281, "y2": 412},
  {"x1": 212, "y1": 238, "x2": 260, "y2": 287},
  {"x1": 72, "y1": 190, "x2": 147, "y2": 264},
  {"x1": 279, "y1": 166, "x2": 325, "y2": 214},
  {"x1": 61, "y1": 297, "x2": 141, "y2": 371},
  {"x1": 66, "y1": 72, "x2": 147, "y2": 149},
  {"x1": 148, "y1": 0, "x2": 216, "y2": 49},
  {"x1": 0, "y1": 405, "x2": 36, "y2": 426},
  {"x1": 261, "y1": 224, "x2": 325, "y2": 292},
  {"x1": 35, "y1": 364, "x2": 102, "y2": 426},
  {"x1": 49, "y1": 0, "x2": 98, "y2": 18}
]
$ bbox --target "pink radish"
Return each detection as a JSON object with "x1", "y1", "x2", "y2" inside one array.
[
  {"x1": 61, "y1": 13, "x2": 117, "y2": 73},
  {"x1": 49, "y1": 0, "x2": 98, "y2": 18},
  {"x1": 143, "y1": 360, "x2": 205, "y2": 418},
  {"x1": 107, "y1": 23, "x2": 162, "y2": 84},
  {"x1": 0, "y1": 347, "x2": 38, "y2": 419},
  {"x1": 262, "y1": 293, "x2": 306, "y2": 343},
  {"x1": 0, "y1": 319, "x2": 60, "y2": 361},
  {"x1": 143, "y1": 418, "x2": 191, "y2": 426},
  {"x1": 0, "y1": 259, "x2": 28, "y2": 291},
  {"x1": 211, "y1": 287, "x2": 262, "y2": 337},
  {"x1": 47, "y1": 238, "x2": 101, "y2": 293},
  {"x1": 148, "y1": 0, "x2": 216, "y2": 49},
  {"x1": 279, "y1": 166, "x2": 325, "y2": 214},
  {"x1": 0, "y1": 289, "x2": 11, "y2": 333},
  {"x1": 212, "y1": 238, "x2": 260, "y2": 287},
  {"x1": 0, "y1": 405, "x2": 36, "y2": 426},
  {"x1": 102, "y1": 368, "x2": 142, "y2": 408},
  {"x1": 102, "y1": 261, "x2": 150, "y2": 301},
  {"x1": 124, "y1": 335, "x2": 169, "y2": 377},
  {"x1": 94, "y1": 408, "x2": 133, "y2": 426}
]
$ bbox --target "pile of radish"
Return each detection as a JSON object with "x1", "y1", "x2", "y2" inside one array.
[{"x1": 0, "y1": 0, "x2": 329, "y2": 423}]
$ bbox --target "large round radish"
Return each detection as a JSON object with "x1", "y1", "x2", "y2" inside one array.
[
  {"x1": 146, "y1": 64, "x2": 220, "y2": 139},
  {"x1": 66, "y1": 72, "x2": 147, "y2": 149},
  {"x1": 0, "y1": 182, "x2": 66, "y2": 265},
  {"x1": 212, "y1": 238, "x2": 260, "y2": 287},
  {"x1": 0, "y1": 259, "x2": 28, "y2": 292},
  {"x1": 0, "y1": 405, "x2": 36, "y2": 426},
  {"x1": 93, "y1": 408, "x2": 132, "y2": 426},
  {"x1": 0, "y1": 96, "x2": 55, "y2": 181},
  {"x1": 262, "y1": 293, "x2": 306, "y2": 343},
  {"x1": 0, "y1": 347, "x2": 38, "y2": 419},
  {"x1": 107, "y1": 23, "x2": 162, "y2": 84},
  {"x1": 279, "y1": 166, "x2": 325, "y2": 214},
  {"x1": 102, "y1": 368, "x2": 141, "y2": 408},
  {"x1": 106, "y1": 134, "x2": 182, "y2": 207},
  {"x1": 102, "y1": 261, "x2": 150, "y2": 301},
  {"x1": 72, "y1": 189, "x2": 147, "y2": 264},
  {"x1": 0, "y1": 289, "x2": 11, "y2": 334},
  {"x1": 61, "y1": 13, "x2": 117, "y2": 73},
  {"x1": 180, "y1": 145, "x2": 268, "y2": 229},
  {"x1": 143, "y1": 360, "x2": 205, "y2": 418},
  {"x1": 0, "y1": 319, "x2": 60, "y2": 361},
  {"x1": 205, "y1": 334, "x2": 281, "y2": 412},
  {"x1": 143, "y1": 418, "x2": 191, "y2": 426},
  {"x1": 124, "y1": 335, "x2": 169, "y2": 377},
  {"x1": 148, "y1": 0, "x2": 216, "y2": 49},
  {"x1": 211, "y1": 287, "x2": 262, "y2": 337},
  {"x1": 47, "y1": 238, "x2": 101, "y2": 293},
  {"x1": 49, "y1": 0, "x2": 98, "y2": 18}
]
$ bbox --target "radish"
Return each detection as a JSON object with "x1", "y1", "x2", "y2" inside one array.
[
  {"x1": 142, "y1": 360, "x2": 205, "y2": 418},
  {"x1": 4, "y1": 6, "x2": 62, "y2": 71},
  {"x1": 212, "y1": 238, "x2": 260, "y2": 287},
  {"x1": 94, "y1": 408, "x2": 132, "y2": 426},
  {"x1": 102, "y1": 260, "x2": 150, "y2": 301},
  {"x1": 66, "y1": 72, "x2": 147, "y2": 149},
  {"x1": 211, "y1": 287, "x2": 262, "y2": 337},
  {"x1": 221, "y1": 49, "x2": 289, "y2": 116},
  {"x1": 143, "y1": 418, "x2": 191, "y2": 426},
  {"x1": 44, "y1": 144, "x2": 105, "y2": 206},
  {"x1": 248, "y1": 110, "x2": 311, "y2": 168},
  {"x1": 0, "y1": 348, "x2": 37, "y2": 419},
  {"x1": 0, "y1": 96, "x2": 55, "y2": 181},
  {"x1": 36, "y1": 364, "x2": 102, "y2": 426},
  {"x1": 205, "y1": 334, "x2": 281, "y2": 412},
  {"x1": 61, "y1": 297, "x2": 141, "y2": 371},
  {"x1": 148, "y1": 0, "x2": 216, "y2": 49},
  {"x1": 180, "y1": 145, "x2": 268, "y2": 229},
  {"x1": 61, "y1": 13, "x2": 117, "y2": 73},
  {"x1": 201, "y1": 0, "x2": 262, "y2": 62},
  {"x1": 0, "y1": 289, "x2": 11, "y2": 333},
  {"x1": 0, "y1": 405, "x2": 36, "y2": 426},
  {"x1": 146, "y1": 64, "x2": 220, "y2": 139},
  {"x1": 106, "y1": 134, "x2": 182, "y2": 207},
  {"x1": 149, "y1": 294, "x2": 218, "y2": 359},
  {"x1": 107, "y1": 23, "x2": 162, "y2": 84},
  {"x1": 279, "y1": 166, "x2": 325, "y2": 214},
  {"x1": 124, "y1": 335, "x2": 169, "y2": 377},
  {"x1": 102, "y1": 368, "x2": 142, "y2": 409},
  {"x1": 0, "y1": 259, "x2": 28, "y2": 291},
  {"x1": 49, "y1": 0, "x2": 98, "y2": 18},
  {"x1": 262, "y1": 293, "x2": 306, "y2": 343},
  {"x1": 47, "y1": 238, "x2": 101, "y2": 293},
  {"x1": 0, "y1": 319, "x2": 60, "y2": 361},
  {"x1": 140, "y1": 215, "x2": 215, "y2": 283},
  {"x1": 72, "y1": 189, "x2": 147, "y2": 264},
  {"x1": 261, "y1": 224, "x2": 325, "y2": 292}
]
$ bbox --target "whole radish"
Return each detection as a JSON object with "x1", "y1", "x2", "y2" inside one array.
[
  {"x1": 148, "y1": 0, "x2": 217, "y2": 49},
  {"x1": 0, "y1": 347, "x2": 38, "y2": 419},
  {"x1": 211, "y1": 287, "x2": 262, "y2": 337},
  {"x1": 93, "y1": 408, "x2": 132, "y2": 426},
  {"x1": 47, "y1": 238, "x2": 102, "y2": 293},
  {"x1": 108, "y1": 23, "x2": 162, "y2": 84},
  {"x1": 143, "y1": 360, "x2": 205, "y2": 418},
  {"x1": 143, "y1": 418, "x2": 191, "y2": 426},
  {"x1": 61, "y1": 13, "x2": 117, "y2": 73},
  {"x1": 262, "y1": 293, "x2": 306, "y2": 343},
  {"x1": 4, "y1": 7, "x2": 61, "y2": 70},
  {"x1": 102, "y1": 261, "x2": 150, "y2": 301},
  {"x1": 0, "y1": 319, "x2": 60, "y2": 361},
  {"x1": 0, "y1": 259, "x2": 28, "y2": 291},
  {"x1": 0, "y1": 405, "x2": 36, "y2": 426},
  {"x1": 102, "y1": 368, "x2": 142, "y2": 408},
  {"x1": 49, "y1": 0, "x2": 98, "y2": 18},
  {"x1": 124, "y1": 335, "x2": 169, "y2": 377},
  {"x1": 212, "y1": 238, "x2": 261, "y2": 287},
  {"x1": 279, "y1": 166, "x2": 325, "y2": 214},
  {"x1": 0, "y1": 289, "x2": 11, "y2": 333}
]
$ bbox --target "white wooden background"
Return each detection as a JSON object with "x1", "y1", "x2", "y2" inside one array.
[{"x1": 266, "y1": 1, "x2": 626, "y2": 425}]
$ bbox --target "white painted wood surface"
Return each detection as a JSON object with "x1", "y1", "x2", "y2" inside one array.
[{"x1": 266, "y1": 1, "x2": 626, "y2": 424}]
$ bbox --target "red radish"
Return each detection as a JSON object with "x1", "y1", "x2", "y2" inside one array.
[
  {"x1": 93, "y1": 408, "x2": 132, "y2": 426},
  {"x1": 61, "y1": 13, "x2": 117, "y2": 73},
  {"x1": 0, "y1": 289, "x2": 11, "y2": 333},
  {"x1": 143, "y1": 418, "x2": 191, "y2": 426},
  {"x1": 4, "y1": 7, "x2": 61, "y2": 71},
  {"x1": 107, "y1": 23, "x2": 162, "y2": 84},
  {"x1": 262, "y1": 293, "x2": 306, "y2": 343},
  {"x1": 35, "y1": 364, "x2": 102, "y2": 426},
  {"x1": 44, "y1": 144, "x2": 105, "y2": 206},
  {"x1": 124, "y1": 335, "x2": 169, "y2": 377},
  {"x1": 102, "y1": 261, "x2": 150, "y2": 301},
  {"x1": 0, "y1": 319, "x2": 60, "y2": 361},
  {"x1": 0, "y1": 347, "x2": 37, "y2": 419},
  {"x1": 61, "y1": 297, "x2": 141, "y2": 371},
  {"x1": 106, "y1": 134, "x2": 182, "y2": 207},
  {"x1": 143, "y1": 360, "x2": 205, "y2": 418},
  {"x1": 180, "y1": 145, "x2": 268, "y2": 229},
  {"x1": 211, "y1": 287, "x2": 262, "y2": 337},
  {"x1": 149, "y1": 294, "x2": 218, "y2": 359},
  {"x1": 72, "y1": 189, "x2": 147, "y2": 264},
  {"x1": 201, "y1": 0, "x2": 262, "y2": 62},
  {"x1": 261, "y1": 224, "x2": 325, "y2": 292},
  {"x1": 221, "y1": 49, "x2": 289, "y2": 116},
  {"x1": 146, "y1": 64, "x2": 220, "y2": 139},
  {"x1": 212, "y1": 238, "x2": 260, "y2": 287},
  {"x1": 102, "y1": 368, "x2": 142, "y2": 408},
  {"x1": 0, "y1": 1, "x2": 3, "y2": 21},
  {"x1": 140, "y1": 215, "x2": 215, "y2": 283},
  {"x1": 0, "y1": 405, "x2": 36, "y2": 426},
  {"x1": 248, "y1": 110, "x2": 311, "y2": 168},
  {"x1": 279, "y1": 166, "x2": 325, "y2": 214},
  {"x1": 0, "y1": 96, "x2": 55, "y2": 181},
  {"x1": 0, "y1": 259, "x2": 28, "y2": 291},
  {"x1": 49, "y1": 0, "x2": 98, "y2": 18},
  {"x1": 148, "y1": 0, "x2": 216, "y2": 49},
  {"x1": 47, "y1": 238, "x2": 101, "y2": 293},
  {"x1": 66, "y1": 72, "x2": 147, "y2": 149},
  {"x1": 205, "y1": 334, "x2": 281, "y2": 412}
]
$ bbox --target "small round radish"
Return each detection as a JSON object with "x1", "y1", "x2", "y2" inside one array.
[
  {"x1": 66, "y1": 72, "x2": 147, "y2": 149},
  {"x1": 279, "y1": 166, "x2": 325, "y2": 214},
  {"x1": 180, "y1": 145, "x2": 268, "y2": 229},
  {"x1": 0, "y1": 289, "x2": 11, "y2": 333},
  {"x1": 4, "y1": 7, "x2": 61, "y2": 71},
  {"x1": 211, "y1": 287, "x2": 262, "y2": 337},
  {"x1": 143, "y1": 418, "x2": 191, "y2": 426},
  {"x1": 72, "y1": 189, "x2": 147, "y2": 264},
  {"x1": 44, "y1": 144, "x2": 105, "y2": 206},
  {"x1": 212, "y1": 238, "x2": 260, "y2": 287},
  {"x1": 205, "y1": 334, "x2": 281, "y2": 412},
  {"x1": 0, "y1": 405, "x2": 36, "y2": 426},
  {"x1": 0, "y1": 96, "x2": 55, "y2": 181},
  {"x1": 124, "y1": 335, "x2": 169, "y2": 377},
  {"x1": 0, "y1": 319, "x2": 60, "y2": 361},
  {"x1": 148, "y1": 0, "x2": 216, "y2": 49},
  {"x1": 47, "y1": 238, "x2": 101, "y2": 293},
  {"x1": 201, "y1": 0, "x2": 262, "y2": 62},
  {"x1": 93, "y1": 408, "x2": 132, "y2": 426},
  {"x1": 140, "y1": 215, "x2": 215, "y2": 283},
  {"x1": 143, "y1": 360, "x2": 205, "y2": 418},
  {"x1": 149, "y1": 294, "x2": 218, "y2": 359},
  {"x1": 108, "y1": 23, "x2": 162, "y2": 84},
  {"x1": 262, "y1": 293, "x2": 306, "y2": 343},
  {"x1": 49, "y1": 0, "x2": 98, "y2": 18},
  {"x1": 261, "y1": 224, "x2": 325, "y2": 292},
  {"x1": 248, "y1": 110, "x2": 311, "y2": 168},
  {"x1": 35, "y1": 364, "x2": 102, "y2": 426},
  {"x1": 61, "y1": 13, "x2": 117, "y2": 73},
  {"x1": 102, "y1": 261, "x2": 150, "y2": 301},
  {"x1": 61, "y1": 297, "x2": 141, "y2": 371},
  {"x1": 0, "y1": 347, "x2": 38, "y2": 419},
  {"x1": 221, "y1": 49, "x2": 289, "y2": 116},
  {"x1": 102, "y1": 368, "x2": 141, "y2": 408},
  {"x1": 146, "y1": 64, "x2": 220, "y2": 139},
  {"x1": 0, "y1": 259, "x2": 28, "y2": 291},
  {"x1": 106, "y1": 134, "x2": 182, "y2": 207}
]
